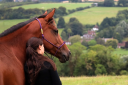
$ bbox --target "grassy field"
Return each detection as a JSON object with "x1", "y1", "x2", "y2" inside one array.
[
  {"x1": 113, "y1": 49, "x2": 128, "y2": 56},
  {"x1": 1, "y1": 7, "x2": 128, "y2": 32},
  {"x1": 0, "y1": 19, "x2": 28, "y2": 33},
  {"x1": 123, "y1": 37, "x2": 128, "y2": 42},
  {"x1": 60, "y1": 76, "x2": 128, "y2": 85},
  {"x1": 60, "y1": 7, "x2": 128, "y2": 25},
  {"x1": 12, "y1": 3, "x2": 92, "y2": 10}
]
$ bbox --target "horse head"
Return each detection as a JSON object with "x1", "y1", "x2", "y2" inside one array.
[{"x1": 35, "y1": 9, "x2": 71, "y2": 63}]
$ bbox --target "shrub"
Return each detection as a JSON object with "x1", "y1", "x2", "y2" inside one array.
[
  {"x1": 120, "y1": 70, "x2": 128, "y2": 75},
  {"x1": 95, "y1": 64, "x2": 107, "y2": 75}
]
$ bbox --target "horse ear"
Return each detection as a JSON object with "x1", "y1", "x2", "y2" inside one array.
[
  {"x1": 45, "y1": 8, "x2": 55, "y2": 21},
  {"x1": 43, "y1": 10, "x2": 47, "y2": 15}
]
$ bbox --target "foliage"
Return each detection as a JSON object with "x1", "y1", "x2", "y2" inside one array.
[
  {"x1": 95, "y1": 64, "x2": 107, "y2": 75},
  {"x1": 88, "y1": 40, "x2": 97, "y2": 47},
  {"x1": 120, "y1": 70, "x2": 128, "y2": 75},
  {"x1": 0, "y1": 6, "x2": 67, "y2": 19},
  {"x1": 125, "y1": 41, "x2": 128, "y2": 48},
  {"x1": 68, "y1": 21, "x2": 83, "y2": 36},
  {"x1": 57, "y1": 17, "x2": 65, "y2": 28},
  {"x1": 81, "y1": 40, "x2": 88, "y2": 48},
  {"x1": 89, "y1": 44, "x2": 106, "y2": 52},
  {"x1": 68, "y1": 35, "x2": 81, "y2": 45},
  {"x1": 95, "y1": 37, "x2": 105, "y2": 45},
  {"x1": 69, "y1": 0, "x2": 81, "y2": 2},
  {"x1": 99, "y1": 17, "x2": 117, "y2": 31},
  {"x1": 118, "y1": 0, "x2": 128, "y2": 7},
  {"x1": 67, "y1": 42, "x2": 86, "y2": 76},
  {"x1": 61, "y1": 17, "x2": 83, "y2": 41},
  {"x1": 0, "y1": 7, "x2": 44, "y2": 19},
  {"x1": 104, "y1": 0, "x2": 115, "y2": 7},
  {"x1": 61, "y1": 31, "x2": 68, "y2": 40},
  {"x1": 105, "y1": 39, "x2": 118, "y2": 49},
  {"x1": 54, "y1": 6, "x2": 67, "y2": 18}
]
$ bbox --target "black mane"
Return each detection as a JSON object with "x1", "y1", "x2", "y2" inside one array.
[{"x1": 0, "y1": 15, "x2": 47, "y2": 38}]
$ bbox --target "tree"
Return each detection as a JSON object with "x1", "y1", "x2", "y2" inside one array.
[
  {"x1": 114, "y1": 20, "x2": 128, "y2": 41},
  {"x1": 58, "y1": 6, "x2": 67, "y2": 15},
  {"x1": 81, "y1": 40, "x2": 88, "y2": 47},
  {"x1": 95, "y1": 64, "x2": 107, "y2": 75},
  {"x1": 105, "y1": 39, "x2": 118, "y2": 49},
  {"x1": 57, "y1": 17, "x2": 65, "y2": 28},
  {"x1": 69, "y1": 21, "x2": 83, "y2": 36},
  {"x1": 96, "y1": 38, "x2": 105, "y2": 45},
  {"x1": 68, "y1": 42, "x2": 86, "y2": 76},
  {"x1": 118, "y1": 0, "x2": 128, "y2": 7},
  {"x1": 68, "y1": 35, "x2": 81, "y2": 45},
  {"x1": 88, "y1": 40, "x2": 97, "y2": 47},
  {"x1": 99, "y1": 17, "x2": 117, "y2": 31},
  {"x1": 69, "y1": 17, "x2": 79, "y2": 23},
  {"x1": 61, "y1": 31, "x2": 68, "y2": 40},
  {"x1": 69, "y1": 0, "x2": 80, "y2": 2},
  {"x1": 89, "y1": 44, "x2": 106, "y2": 52},
  {"x1": 125, "y1": 41, "x2": 128, "y2": 49},
  {"x1": 113, "y1": 32, "x2": 122, "y2": 43},
  {"x1": 2, "y1": 0, "x2": 13, "y2": 2},
  {"x1": 104, "y1": 0, "x2": 115, "y2": 7}
]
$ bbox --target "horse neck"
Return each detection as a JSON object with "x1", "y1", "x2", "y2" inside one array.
[{"x1": 0, "y1": 21, "x2": 42, "y2": 65}]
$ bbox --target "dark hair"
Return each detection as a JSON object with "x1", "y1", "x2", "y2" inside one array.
[{"x1": 26, "y1": 37, "x2": 56, "y2": 85}]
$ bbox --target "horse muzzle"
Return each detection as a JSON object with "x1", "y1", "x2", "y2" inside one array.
[{"x1": 59, "y1": 51, "x2": 71, "y2": 63}]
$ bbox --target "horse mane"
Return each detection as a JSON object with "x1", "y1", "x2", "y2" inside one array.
[{"x1": 0, "y1": 15, "x2": 47, "y2": 38}]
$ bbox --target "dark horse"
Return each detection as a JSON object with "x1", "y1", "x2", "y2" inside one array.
[{"x1": 0, "y1": 9, "x2": 70, "y2": 85}]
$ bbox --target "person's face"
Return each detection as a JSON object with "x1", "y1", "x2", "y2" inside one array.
[{"x1": 37, "y1": 44, "x2": 44, "y2": 55}]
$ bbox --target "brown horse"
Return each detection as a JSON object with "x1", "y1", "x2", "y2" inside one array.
[{"x1": 0, "y1": 9, "x2": 70, "y2": 85}]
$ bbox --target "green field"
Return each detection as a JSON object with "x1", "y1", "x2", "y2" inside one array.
[
  {"x1": 60, "y1": 7, "x2": 128, "y2": 25},
  {"x1": 12, "y1": 3, "x2": 92, "y2": 10},
  {"x1": 0, "y1": 19, "x2": 28, "y2": 33},
  {"x1": 60, "y1": 76, "x2": 128, "y2": 85},
  {"x1": 1, "y1": 7, "x2": 128, "y2": 33},
  {"x1": 113, "y1": 49, "x2": 128, "y2": 56}
]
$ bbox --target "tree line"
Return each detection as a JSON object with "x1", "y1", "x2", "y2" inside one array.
[
  {"x1": 53, "y1": 43, "x2": 128, "y2": 76},
  {"x1": 0, "y1": 5, "x2": 91, "y2": 20},
  {"x1": 59, "y1": 9, "x2": 128, "y2": 45},
  {"x1": 98, "y1": 9, "x2": 128, "y2": 43}
]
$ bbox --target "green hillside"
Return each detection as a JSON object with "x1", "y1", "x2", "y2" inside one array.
[
  {"x1": 1, "y1": 7, "x2": 128, "y2": 34},
  {"x1": 12, "y1": 3, "x2": 92, "y2": 10},
  {"x1": 60, "y1": 7, "x2": 128, "y2": 25}
]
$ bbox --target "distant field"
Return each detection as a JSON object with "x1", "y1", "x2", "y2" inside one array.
[
  {"x1": 1, "y1": 7, "x2": 128, "y2": 33},
  {"x1": 0, "y1": 19, "x2": 28, "y2": 33},
  {"x1": 0, "y1": 19, "x2": 63, "y2": 35},
  {"x1": 12, "y1": 3, "x2": 92, "y2": 10},
  {"x1": 60, "y1": 76, "x2": 128, "y2": 85},
  {"x1": 113, "y1": 49, "x2": 128, "y2": 56},
  {"x1": 60, "y1": 7, "x2": 128, "y2": 25},
  {"x1": 123, "y1": 37, "x2": 128, "y2": 42}
]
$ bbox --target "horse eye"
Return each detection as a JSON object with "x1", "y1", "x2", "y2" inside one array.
[{"x1": 54, "y1": 30, "x2": 58, "y2": 34}]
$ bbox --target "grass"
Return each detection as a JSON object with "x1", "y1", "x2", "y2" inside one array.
[
  {"x1": 60, "y1": 76, "x2": 128, "y2": 85},
  {"x1": 123, "y1": 37, "x2": 128, "y2": 42},
  {"x1": 12, "y1": 3, "x2": 92, "y2": 10},
  {"x1": 113, "y1": 48, "x2": 128, "y2": 56},
  {"x1": 0, "y1": 19, "x2": 28, "y2": 33},
  {"x1": 59, "y1": 7, "x2": 128, "y2": 25},
  {"x1": 1, "y1": 7, "x2": 128, "y2": 35}
]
